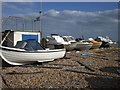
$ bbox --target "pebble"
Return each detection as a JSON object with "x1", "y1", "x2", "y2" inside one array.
[{"x1": 2, "y1": 48, "x2": 120, "y2": 88}]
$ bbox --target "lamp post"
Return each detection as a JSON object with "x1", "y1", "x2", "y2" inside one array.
[{"x1": 34, "y1": 0, "x2": 42, "y2": 43}]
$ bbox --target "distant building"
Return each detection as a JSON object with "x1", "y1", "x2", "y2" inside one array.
[{"x1": 2, "y1": 30, "x2": 41, "y2": 47}]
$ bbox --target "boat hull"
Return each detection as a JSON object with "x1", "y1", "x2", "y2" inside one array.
[
  {"x1": 64, "y1": 42, "x2": 76, "y2": 51},
  {"x1": 0, "y1": 46, "x2": 66, "y2": 65},
  {"x1": 87, "y1": 40, "x2": 102, "y2": 49},
  {"x1": 100, "y1": 42, "x2": 110, "y2": 48},
  {"x1": 47, "y1": 43, "x2": 76, "y2": 51},
  {"x1": 75, "y1": 43, "x2": 93, "y2": 50},
  {"x1": 91, "y1": 43, "x2": 102, "y2": 49},
  {"x1": 108, "y1": 42, "x2": 117, "y2": 47}
]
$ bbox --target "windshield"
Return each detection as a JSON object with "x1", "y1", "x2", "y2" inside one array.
[
  {"x1": 63, "y1": 36, "x2": 75, "y2": 41},
  {"x1": 63, "y1": 37, "x2": 68, "y2": 42},
  {"x1": 70, "y1": 37, "x2": 75, "y2": 40}
]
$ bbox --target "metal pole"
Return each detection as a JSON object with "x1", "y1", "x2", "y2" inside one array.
[
  {"x1": 24, "y1": 20, "x2": 26, "y2": 31},
  {"x1": 34, "y1": 21, "x2": 36, "y2": 30},
  {"x1": 32, "y1": 19, "x2": 34, "y2": 32},
  {"x1": 16, "y1": 19, "x2": 17, "y2": 30},
  {"x1": 22, "y1": 21, "x2": 24, "y2": 31},
  {"x1": 40, "y1": 0, "x2": 42, "y2": 41},
  {"x1": 0, "y1": 1, "x2": 2, "y2": 46}
]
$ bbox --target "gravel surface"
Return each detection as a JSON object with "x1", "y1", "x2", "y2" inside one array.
[{"x1": 1, "y1": 48, "x2": 120, "y2": 89}]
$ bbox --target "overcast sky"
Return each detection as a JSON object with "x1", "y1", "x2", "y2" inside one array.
[{"x1": 2, "y1": 2, "x2": 118, "y2": 41}]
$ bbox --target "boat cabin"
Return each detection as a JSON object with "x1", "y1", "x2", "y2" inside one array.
[
  {"x1": 46, "y1": 34, "x2": 69, "y2": 45},
  {"x1": 2, "y1": 30, "x2": 41, "y2": 47},
  {"x1": 62, "y1": 36, "x2": 76, "y2": 43}
]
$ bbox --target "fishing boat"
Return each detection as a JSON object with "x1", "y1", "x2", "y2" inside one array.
[
  {"x1": 59, "y1": 35, "x2": 93, "y2": 51},
  {"x1": 75, "y1": 40, "x2": 93, "y2": 50},
  {"x1": 62, "y1": 36, "x2": 77, "y2": 50},
  {"x1": 46, "y1": 34, "x2": 74, "y2": 50},
  {"x1": 62, "y1": 36, "x2": 76, "y2": 43},
  {"x1": 87, "y1": 38, "x2": 102, "y2": 49},
  {"x1": 0, "y1": 39, "x2": 66, "y2": 65},
  {"x1": 95, "y1": 36, "x2": 116, "y2": 48}
]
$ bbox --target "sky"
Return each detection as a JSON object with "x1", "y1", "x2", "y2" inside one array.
[
  {"x1": 2, "y1": 0, "x2": 120, "y2": 2},
  {"x1": 2, "y1": 2, "x2": 119, "y2": 41}
]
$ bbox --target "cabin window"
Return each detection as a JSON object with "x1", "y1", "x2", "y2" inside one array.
[{"x1": 22, "y1": 35, "x2": 38, "y2": 41}]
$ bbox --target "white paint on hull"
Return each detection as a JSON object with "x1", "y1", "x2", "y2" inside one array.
[
  {"x1": 75, "y1": 43, "x2": 93, "y2": 50},
  {"x1": 64, "y1": 42, "x2": 76, "y2": 50},
  {"x1": 0, "y1": 46, "x2": 66, "y2": 65}
]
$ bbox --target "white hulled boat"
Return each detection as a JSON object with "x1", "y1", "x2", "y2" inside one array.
[
  {"x1": 87, "y1": 38, "x2": 102, "y2": 49},
  {"x1": 96, "y1": 36, "x2": 117, "y2": 48},
  {"x1": 75, "y1": 40, "x2": 93, "y2": 50},
  {"x1": 62, "y1": 36, "x2": 93, "y2": 51},
  {"x1": 46, "y1": 34, "x2": 73, "y2": 50},
  {"x1": 46, "y1": 35, "x2": 93, "y2": 51},
  {"x1": 0, "y1": 39, "x2": 66, "y2": 65},
  {"x1": 62, "y1": 36, "x2": 77, "y2": 50}
]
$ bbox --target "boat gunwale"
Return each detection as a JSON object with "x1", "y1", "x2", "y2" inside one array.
[{"x1": 0, "y1": 46, "x2": 66, "y2": 53}]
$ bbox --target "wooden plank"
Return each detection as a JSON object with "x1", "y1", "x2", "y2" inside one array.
[
  {"x1": 57, "y1": 66, "x2": 85, "y2": 70},
  {"x1": 46, "y1": 63, "x2": 80, "y2": 67},
  {"x1": 22, "y1": 65, "x2": 85, "y2": 70},
  {"x1": 42, "y1": 84, "x2": 88, "y2": 88},
  {"x1": 65, "y1": 70, "x2": 120, "y2": 79},
  {"x1": 76, "y1": 61, "x2": 95, "y2": 71},
  {"x1": 22, "y1": 65, "x2": 64, "y2": 69},
  {"x1": 71, "y1": 59, "x2": 95, "y2": 71}
]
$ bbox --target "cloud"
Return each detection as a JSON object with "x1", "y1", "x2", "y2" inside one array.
[
  {"x1": 2, "y1": 9, "x2": 118, "y2": 41},
  {"x1": 3, "y1": 0, "x2": 36, "y2": 2},
  {"x1": 41, "y1": 9, "x2": 118, "y2": 41},
  {"x1": 3, "y1": 3, "x2": 21, "y2": 11},
  {"x1": 3, "y1": 3, "x2": 33, "y2": 14}
]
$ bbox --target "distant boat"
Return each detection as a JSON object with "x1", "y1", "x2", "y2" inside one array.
[
  {"x1": 95, "y1": 36, "x2": 116, "y2": 48},
  {"x1": 63, "y1": 36, "x2": 93, "y2": 51},
  {"x1": 0, "y1": 39, "x2": 66, "y2": 65},
  {"x1": 46, "y1": 34, "x2": 74, "y2": 50},
  {"x1": 87, "y1": 38, "x2": 102, "y2": 49},
  {"x1": 62, "y1": 36, "x2": 77, "y2": 50},
  {"x1": 46, "y1": 35, "x2": 93, "y2": 51},
  {"x1": 75, "y1": 40, "x2": 93, "y2": 51}
]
